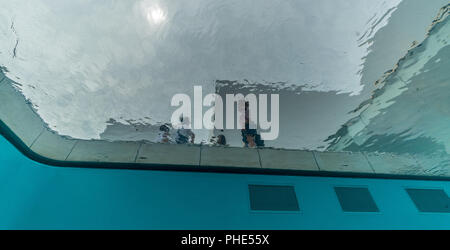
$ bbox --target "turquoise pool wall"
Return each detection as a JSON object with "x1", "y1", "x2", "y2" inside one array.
[{"x1": 1, "y1": 135, "x2": 450, "y2": 229}]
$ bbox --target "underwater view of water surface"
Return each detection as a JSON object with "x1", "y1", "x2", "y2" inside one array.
[{"x1": 0, "y1": 0, "x2": 448, "y2": 154}]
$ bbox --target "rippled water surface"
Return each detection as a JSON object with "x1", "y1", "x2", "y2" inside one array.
[{"x1": 0, "y1": 0, "x2": 449, "y2": 158}]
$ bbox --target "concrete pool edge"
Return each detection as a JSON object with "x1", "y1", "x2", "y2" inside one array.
[{"x1": 1, "y1": 75, "x2": 450, "y2": 180}]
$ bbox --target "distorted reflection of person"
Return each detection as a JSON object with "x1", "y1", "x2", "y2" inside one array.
[
  {"x1": 156, "y1": 124, "x2": 174, "y2": 144},
  {"x1": 241, "y1": 102, "x2": 265, "y2": 148},
  {"x1": 209, "y1": 130, "x2": 227, "y2": 146},
  {"x1": 216, "y1": 134, "x2": 227, "y2": 146},
  {"x1": 175, "y1": 116, "x2": 195, "y2": 144},
  {"x1": 210, "y1": 134, "x2": 227, "y2": 146}
]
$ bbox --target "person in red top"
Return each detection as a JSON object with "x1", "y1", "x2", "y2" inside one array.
[{"x1": 241, "y1": 102, "x2": 264, "y2": 148}]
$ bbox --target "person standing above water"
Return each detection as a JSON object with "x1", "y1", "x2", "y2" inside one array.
[
  {"x1": 176, "y1": 116, "x2": 195, "y2": 144},
  {"x1": 156, "y1": 124, "x2": 174, "y2": 144},
  {"x1": 210, "y1": 134, "x2": 227, "y2": 146},
  {"x1": 241, "y1": 102, "x2": 265, "y2": 148}
]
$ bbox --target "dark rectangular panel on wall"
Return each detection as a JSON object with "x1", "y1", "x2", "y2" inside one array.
[
  {"x1": 334, "y1": 187, "x2": 379, "y2": 212},
  {"x1": 248, "y1": 185, "x2": 300, "y2": 211},
  {"x1": 406, "y1": 189, "x2": 450, "y2": 213}
]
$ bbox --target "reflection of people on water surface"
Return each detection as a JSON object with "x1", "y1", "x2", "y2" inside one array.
[
  {"x1": 156, "y1": 124, "x2": 174, "y2": 143},
  {"x1": 210, "y1": 133, "x2": 228, "y2": 146},
  {"x1": 176, "y1": 116, "x2": 195, "y2": 144},
  {"x1": 216, "y1": 134, "x2": 227, "y2": 146}
]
